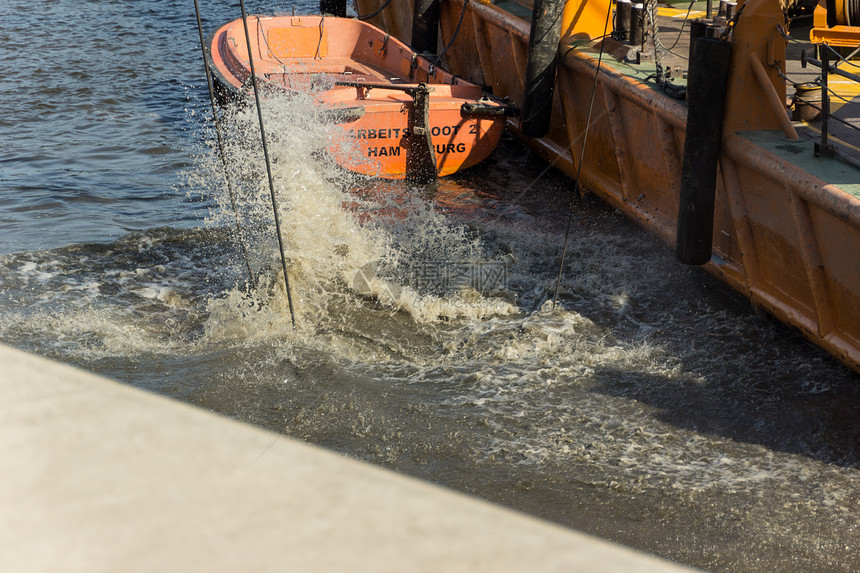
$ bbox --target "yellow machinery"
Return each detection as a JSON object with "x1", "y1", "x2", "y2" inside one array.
[{"x1": 810, "y1": 0, "x2": 860, "y2": 45}]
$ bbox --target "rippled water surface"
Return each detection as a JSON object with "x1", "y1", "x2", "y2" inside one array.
[{"x1": 2, "y1": 1, "x2": 860, "y2": 571}]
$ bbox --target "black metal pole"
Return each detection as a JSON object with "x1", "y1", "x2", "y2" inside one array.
[
  {"x1": 238, "y1": 0, "x2": 297, "y2": 326},
  {"x1": 192, "y1": 0, "x2": 256, "y2": 289},
  {"x1": 629, "y1": 3, "x2": 644, "y2": 48},
  {"x1": 676, "y1": 37, "x2": 732, "y2": 265},
  {"x1": 615, "y1": 0, "x2": 631, "y2": 42},
  {"x1": 687, "y1": 18, "x2": 708, "y2": 63}
]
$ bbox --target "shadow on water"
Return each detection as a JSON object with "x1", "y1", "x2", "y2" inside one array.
[
  {"x1": 536, "y1": 180, "x2": 860, "y2": 470},
  {"x1": 591, "y1": 336, "x2": 860, "y2": 469}
]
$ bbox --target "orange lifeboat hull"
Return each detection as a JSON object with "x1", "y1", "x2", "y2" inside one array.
[{"x1": 207, "y1": 15, "x2": 510, "y2": 179}]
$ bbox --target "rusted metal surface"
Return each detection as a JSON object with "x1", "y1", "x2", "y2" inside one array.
[
  {"x1": 356, "y1": 0, "x2": 860, "y2": 372},
  {"x1": 748, "y1": 52, "x2": 800, "y2": 140}
]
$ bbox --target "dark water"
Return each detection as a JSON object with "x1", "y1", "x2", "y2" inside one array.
[{"x1": 3, "y1": 1, "x2": 860, "y2": 571}]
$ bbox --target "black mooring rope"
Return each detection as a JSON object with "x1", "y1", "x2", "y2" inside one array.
[
  {"x1": 356, "y1": 0, "x2": 396, "y2": 20},
  {"x1": 238, "y1": 0, "x2": 297, "y2": 327},
  {"x1": 431, "y1": 0, "x2": 471, "y2": 67},
  {"x1": 551, "y1": 0, "x2": 614, "y2": 310},
  {"x1": 192, "y1": 0, "x2": 257, "y2": 289}
]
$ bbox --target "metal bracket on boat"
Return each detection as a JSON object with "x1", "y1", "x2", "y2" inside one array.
[
  {"x1": 333, "y1": 81, "x2": 437, "y2": 181},
  {"x1": 407, "y1": 83, "x2": 437, "y2": 183},
  {"x1": 409, "y1": 53, "x2": 419, "y2": 80},
  {"x1": 334, "y1": 80, "x2": 435, "y2": 96},
  {"x1": 377, "y1": 34, "x2": 390, "y2": 58}
]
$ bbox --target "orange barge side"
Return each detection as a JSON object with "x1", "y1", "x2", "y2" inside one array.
[{"x1": 357, "y1": 0, "x2": 860, "y2": 373}]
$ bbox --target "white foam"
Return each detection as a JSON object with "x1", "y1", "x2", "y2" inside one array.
[{"x1": 189, "y1": 91, "x2": 525, "y2": 342}]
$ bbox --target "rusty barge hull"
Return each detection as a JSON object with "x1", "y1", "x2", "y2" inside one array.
[{"x1": 356, "y1": 0, "x2": 860, "y2": 373}]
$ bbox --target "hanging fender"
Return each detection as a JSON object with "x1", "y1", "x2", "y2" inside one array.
[
  {"x1": 520, "y1": 0, "x2": 565, "y2": 137},
  {"x1": 676, "y1": 36, "x2": 732, "y2": 266}
]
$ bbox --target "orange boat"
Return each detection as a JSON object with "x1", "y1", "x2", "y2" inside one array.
[{"x1": 206, "y1": 14, "x2": 514, "y2": 180}]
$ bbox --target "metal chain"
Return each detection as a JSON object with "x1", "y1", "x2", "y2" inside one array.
[
  {"x1": 794, "y1": 97, "x2": 860, "y2": 132},
  {"x1": 238, "y1": 0, "x2": 297, "y2": 326},
  {"x1": 719, "y1": 1, "x2": 745, "y2": 40},
  {"x1": 646, "y1": 0, "x2": 685, "y2": 99},
  {"x1": 192, "y1": 0, "x2": 257, "y2": 289},
  {"x1": 821, "y1": 42, "x2": 860, "y2": 70},
  {"x1": 774, "y1": 63, "x2": 804, "y2": 87},
  {"x1": 824, "y1": 83, "x2": 860, "y2": 107}
]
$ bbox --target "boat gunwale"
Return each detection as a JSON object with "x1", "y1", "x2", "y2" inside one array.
[
  {"x1": 207, "y1": 15, "x2": 490, "y2": 103},
  {"x1": 726, "y1": 132, "x2": 860, "y2": 225}
]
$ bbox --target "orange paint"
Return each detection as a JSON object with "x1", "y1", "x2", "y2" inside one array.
[{"x1": 207, "y1": 15, "x2": 508, "y2": 179}]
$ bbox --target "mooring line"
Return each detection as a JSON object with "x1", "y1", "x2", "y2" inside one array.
[
  {"x1": 192, "y1": 0, "x2": 256, "y2": 289},
  {"x1": 430, "y1": 0, "x2": 471, "y2": 67},
  {"x1": 551, "y1": 1, "x2": 614, "y2": 310},
  {"x1": 238, "y1": 0, "x2": 297, "y2": 327},
  {"x1": 355, "y1": 0, "x2": 396, "y2": 20}
]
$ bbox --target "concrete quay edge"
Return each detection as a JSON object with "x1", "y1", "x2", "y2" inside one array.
[{"x1": 0, "y1": 343, "x2": 696, "y2": 572}]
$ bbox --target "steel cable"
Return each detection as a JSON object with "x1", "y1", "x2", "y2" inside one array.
[
  {"x1": 238, "y1": 0, "x2": 297, "y2": 326},
  {"x1": 192, "y1": 0, "x2": 257, "y2": 289},
  {"x1": 552, "y1": 0, "x2": 614, "y2": 310}
]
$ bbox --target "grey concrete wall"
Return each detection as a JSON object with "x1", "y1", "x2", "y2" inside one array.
[{"x1": 1, "y1": 344, "x2": 695, "y2": 572}]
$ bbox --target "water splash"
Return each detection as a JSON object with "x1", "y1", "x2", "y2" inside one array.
[{"x1": 189, "y1": 91, "x2": 521, "y2": 342}]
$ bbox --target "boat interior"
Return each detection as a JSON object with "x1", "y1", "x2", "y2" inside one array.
[{"x1": 217, "y1": 15, "x2": 468, "y2": 91}]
